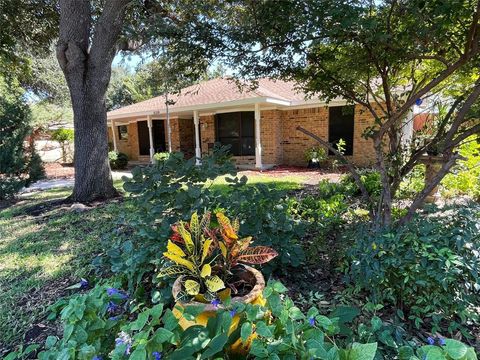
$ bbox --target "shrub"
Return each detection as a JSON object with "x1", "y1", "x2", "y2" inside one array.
[
  {"x1": 217, "y1": 183, "x2": 306, "y2": 270},
  {"x1": 0, "y1": 78, "x2": 44, "y2": 200},
  {"x1": 98, "y1": 148, "x2": 237, "y2": 289},
  {"x1": 341, "y1": 168, "x2": 382, "y2": 198},
  {"x1": 51, "y1": 128, "x2": 74, "y2": 163},
  {"x1": 441, "y1": 136, "x2": 480, "y2": 199},
  {"x1": 108, "y1": 151, "x2": 128, "y2": 170},
  {"x1": 153, "y1": 152, "x2": 170, "y2": 163},
  {"x1": 342, "y1": 205, "x2": 480, "y2": 335},
  {"x1": 305, "y1": 146, "x2": 327, "y2": 164}
]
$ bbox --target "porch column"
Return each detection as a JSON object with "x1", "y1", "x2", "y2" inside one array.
[
  {"x1": 254, "y1": 103, "x2": 262, "y2": 169},
  {"x1": 111, "y1": 120, "x2": 118, "y2": 152},
  {"x1": 193, "y1": 110, "x2": 201, "y2": 165},
  {"x1": 147, "y1": 116, "x2": 155, "y2": 162}
]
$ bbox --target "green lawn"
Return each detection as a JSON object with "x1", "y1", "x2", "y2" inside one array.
[
  {"x1": 0, "y1": 173, "x2": 308, "y2": 353},
  {"x1": 0, "y1": 187, "x2": 125, "y2": 352}
]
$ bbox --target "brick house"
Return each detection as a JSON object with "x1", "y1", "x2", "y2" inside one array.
[{"x1": 107, "y1": 77, "x2": 380, "y2": 169}]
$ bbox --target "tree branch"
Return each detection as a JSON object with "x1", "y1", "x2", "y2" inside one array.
[{"x1": 296, "y1": 126, "x2": 374, "y2": 218}]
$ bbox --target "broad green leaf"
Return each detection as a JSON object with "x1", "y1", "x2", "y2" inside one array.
[
  {"x1": 349, "y1": 342, "x2": 378, "y2": 360},
  {"x1": 241, "y1": 322, "x2": 252, "y2": 342},
  {"x1": 445, "y1": 339, "x2": 468, "y2": 359}
]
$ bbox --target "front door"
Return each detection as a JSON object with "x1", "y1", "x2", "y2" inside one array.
[
  {"x1": 137, "y1": 120, "x2": 167, "y2": 156},
  {"x1": 152, "y1": 120, "x2": 167, "y2": 153},
  {"x1": 137, "y1": 121, "x2": 150, "y2": 156}
]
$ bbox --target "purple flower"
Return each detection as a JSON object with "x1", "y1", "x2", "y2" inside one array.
[
  {"x1": 152, "y1": 352, "x2": 162, "y2": 360},
  {"x1": 309, "y1": 317, "x2": 315, "y2": 326},
  {"x1": 229, "y1": 309, "x2": 236, "y2": 318},
  {"x1": 92, "y1": 357, "x2": 102, "y2": 360},
  {"x1": 80, "y1": 278, "x2": 89, "y2": 288},
  {"x1": 115, "y1": 331, "x2": 132, "y2": 353},
  {"x1": 438, "y1": 337, "x2": 446, "y2": 346},
  {"x1": 107, "y1": 288, "x2": 128, "y2": 299},
  {"x1": 211, "y1": 298, "x2": 220, "y2": 309},
  {"x1": 107, "y1": 301, "x2": 119, "y2": 313},
  {"x1": 125, "y1": 344, "x2": 131, "y2": 355},
  {"x1": 427, "y1": 337, "x2": 435, "y2": 345},
  {"x1": 415, "y1": 98, "x2": 423, "y2": 106}
]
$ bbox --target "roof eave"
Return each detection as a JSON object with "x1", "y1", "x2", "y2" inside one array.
[{"x1": 107, "y1": 96, "x2": 291, "y2": 122}]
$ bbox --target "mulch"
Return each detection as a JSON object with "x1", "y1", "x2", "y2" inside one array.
[{"x1": 44, "y1": 163, "x2": 75, "y2": 179}]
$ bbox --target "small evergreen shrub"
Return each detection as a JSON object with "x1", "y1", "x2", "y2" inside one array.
[
  {"x1": 108, "y1": 151, "x2": 129, "y2": 170},
  {"x1": 0, "y1": 77, "x2": 44, "y2": 199}
]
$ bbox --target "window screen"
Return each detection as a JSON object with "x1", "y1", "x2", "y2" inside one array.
[
  {"x1": 216, "y1": 112, "x2": 255, "y2": 156},
  {"x1": 117, "y1": 125, "x2": 128, "y2": 140}
]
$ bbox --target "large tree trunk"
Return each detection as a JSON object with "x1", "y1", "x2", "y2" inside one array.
[
  {"x1": 56, "y1": 0, "x2": 129, "y2": 202},
  {"x1": 71, "y1": 92, "x2": 117, "y2": 201}
]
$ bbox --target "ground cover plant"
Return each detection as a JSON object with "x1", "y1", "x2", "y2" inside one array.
[{"x1": 2, "y1": 149, "x2": 480, "y2": 358}]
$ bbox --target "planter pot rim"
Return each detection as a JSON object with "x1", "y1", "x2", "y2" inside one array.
[{"x1": 172, "y1": 265, "x2": 265, "y2": 310}]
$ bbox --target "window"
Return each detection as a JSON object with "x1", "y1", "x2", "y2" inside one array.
[
  {"x1": 117, "y1": 125, "x2": 128, "y2": 141},
  {"x1": 328, "y1": 105, "x2": 355, "y2": 156},
  {"x1": 216, "y1": 112, "x2": 255, "y2": 156}
]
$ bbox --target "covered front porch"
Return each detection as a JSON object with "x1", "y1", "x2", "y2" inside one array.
[{"x1": 108, "y1": 100, "x2": 285, "y2": 169}]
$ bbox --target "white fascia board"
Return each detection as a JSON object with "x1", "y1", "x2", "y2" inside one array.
[{"x1": 107, "y1": 97, "x2": 290, "y2": 123}]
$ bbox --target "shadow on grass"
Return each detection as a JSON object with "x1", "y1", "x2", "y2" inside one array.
[{"x1": 0, "y1": 197, "x2": 124, "y2": 351}]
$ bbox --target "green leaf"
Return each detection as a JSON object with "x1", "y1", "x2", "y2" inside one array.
[
  {"x1": 398, "y1": 346, "x2": 414, "y2": 360},
  {"x1": 330, "y1": 306, "x2": 360, "y2": 323},
  {"x1": 130, "y1": 312, "x2": 149, "y2": 331},
  {"x1": 370, "y1": 316, "x2": 382, "y2": 332},
  {"x1": 152, "y1": 328, "x2": 174, "y2": 344},
  {"x1": 241, "y1": 322, "x2": 252, "y2": 342},
  {"x1": 129, "y1": 348, "x2": 147, "y2": 360},
  {"x1": 349, "y1": 342, "x2": 378, "y2": 360},
  {"x1": 255, "y1": 321, "x2": 273, "y2": 338},
  {"x1": 445, "y1": 339, "x2": 468, "y2": 359},
  {"x1": 288, "y1": 306, "x2": 305, "y2": 320},
  {"x1": 45, "y1": 336, "x2": 58, "y2": 349},
  {"x1": 272, "y1": 282, "x2": 288, "y2": 293},
  {"x1": 200, "y1": 333, "x2": 228, "y2": 359},
  {"x1": 425, "y1": 347, "x2": 447, "y2": 360}
]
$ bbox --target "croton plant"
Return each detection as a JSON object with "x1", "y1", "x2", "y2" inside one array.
[{"x1": 158, "y1": 211, "x2": 278, "y2": 301}]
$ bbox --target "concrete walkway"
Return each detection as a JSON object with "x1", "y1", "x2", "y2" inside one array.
[{"x1": 21, "y1": 170, "x2": 132, "y2": 193}]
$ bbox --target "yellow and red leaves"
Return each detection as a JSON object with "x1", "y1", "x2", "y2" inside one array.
[
  {"x1": 216, "y1": 212, "x2": 238, "y2": 244},
  {"x1": 237, "y1": 246, "x2": 278, "y2": 265}
]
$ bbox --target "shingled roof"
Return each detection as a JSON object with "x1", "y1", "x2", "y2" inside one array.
[{"x1": 107, "y1": 78, "x2": 308, "y2": 119}]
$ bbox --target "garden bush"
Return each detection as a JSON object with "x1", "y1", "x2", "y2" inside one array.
[
  {"x1": 8, "y1": 280, "x2": 477, "y2": 360},
  {"x1": 109, "y1": 151, "x2": 129, "y2": 170},
  {"x1": 441, "y1": 136, "x2": 480, "y2": 199},
  {"x1": 104, "y1": 148, "x2": 305, "y2": 289},
  {"x1": 0, "y1": 77, "x2": 45, "y2": 200},
  {"x1": 342, "y1": 204, "x2": 480, "y2": 336},
  {"x1": 217, "y1": 183, "x2": 306, "y2": 270},
  {"x1": 341, "y1": 169, "x2": 382, "y2": 198}
]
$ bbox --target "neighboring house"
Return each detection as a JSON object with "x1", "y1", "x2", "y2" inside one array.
[{"x1": 106, "y1": 77, "x2": 380, "y2": 169}]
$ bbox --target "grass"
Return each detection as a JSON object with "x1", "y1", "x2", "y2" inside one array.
[
  {"x1": 0, "y1": 173, "x2": 309, "y2": 354},
  {"x1": 0, "y1": 191, "x2": 124, "y2": 353}
]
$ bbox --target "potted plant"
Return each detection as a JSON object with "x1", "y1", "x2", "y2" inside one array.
[
  {"x1": 157, "y1": 212, "x2": 277, "y2": 330},
  {"x1": 304, "y1": 146, "x2": 327, "y2": 168}
]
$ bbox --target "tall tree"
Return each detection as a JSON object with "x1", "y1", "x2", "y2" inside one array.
[
  {"x1": 214, "y1": 0, "x2": 480, "y2": 227},
  {"x1": 56, "y1": 0, "x2": 222, "y2": 202}
]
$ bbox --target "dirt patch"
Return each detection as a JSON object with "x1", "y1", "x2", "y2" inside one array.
[
  {"x1": 240, "y1": 165, "x2": 346, "y2": 185},
  {"x1": 0, "y1": 276, "x2": 83, "y2": 357},
  {"x1": 44, "y1": 163, "x2": 74, "y2": 179}
]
